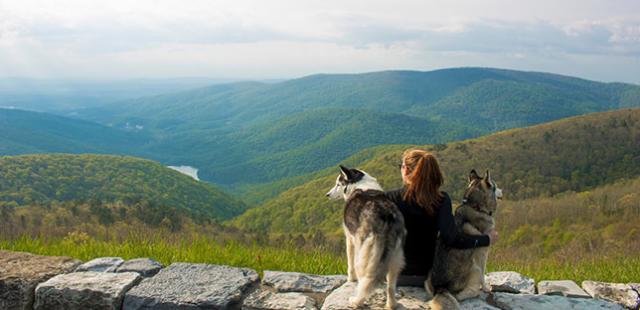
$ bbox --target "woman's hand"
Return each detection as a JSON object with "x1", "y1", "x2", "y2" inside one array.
[{"x1": 488, "y1": 229, "x2": 499, "y2": 245}]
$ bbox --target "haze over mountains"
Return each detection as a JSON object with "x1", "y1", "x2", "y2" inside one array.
[
  {"x1": 1, "y1": 67, "x2": 639, "y2": 210},
  {"x1": 0, "y1": 78, "x2": 239, "y2": 113}
]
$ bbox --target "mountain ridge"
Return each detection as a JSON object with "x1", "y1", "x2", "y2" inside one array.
[
  {"x1": 77, "y1": 67, "x2": 639, "y2": 188},
  {"x1": 3, "y1": 67, "x2": 639, "y2": 192}
]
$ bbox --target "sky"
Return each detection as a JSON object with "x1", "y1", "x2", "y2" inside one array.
[{"x1": 1, "y1": 0, "x2": 639, "y2": 83}]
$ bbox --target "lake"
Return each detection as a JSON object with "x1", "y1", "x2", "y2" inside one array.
[{"x1": 167, "y1": 165, "x2": 199, "y2": 181}]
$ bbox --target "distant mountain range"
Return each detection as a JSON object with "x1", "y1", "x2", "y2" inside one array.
[
  {"x1": 230, "y1": 108, "x2": 640, "y2": 235},
  {"x1": 1, "y1": 67, "x2": 639, "y2": 201},
  {"x1": 73, "y1": 68, "x2": 640, "y2": 187},
  {"x1": 0, "y1": 77, "x2": 237, "y2": 112}
]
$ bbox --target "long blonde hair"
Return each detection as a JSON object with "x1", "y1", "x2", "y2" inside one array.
[{"x1": 402, "y1": 148, "x2": 444, "y2": 215}]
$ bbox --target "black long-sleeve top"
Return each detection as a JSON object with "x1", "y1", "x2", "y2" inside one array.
[{"x1": 384, "y1": 187, "x2": 490, "y2": 276}]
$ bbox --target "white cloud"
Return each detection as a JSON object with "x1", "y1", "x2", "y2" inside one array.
[{"x1": 0, "y1": 0, "x2": 638, "y2": 83}]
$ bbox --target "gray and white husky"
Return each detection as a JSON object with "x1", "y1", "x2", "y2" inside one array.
[
  {"x1": 326, "y1": 165, "x2": 406, "y2": 310},
  {"x1": 426, "y1": 169, "x2": 502, "y2": 310}
]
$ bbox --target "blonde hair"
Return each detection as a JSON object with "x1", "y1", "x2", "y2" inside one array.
[{"x1": 402, "y1": 148, "x2": 444, "y2": 215}]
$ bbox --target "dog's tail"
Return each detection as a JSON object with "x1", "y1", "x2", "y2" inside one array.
[{"x1": 428, "y1": 289, "x2": 460, "y2": 310}]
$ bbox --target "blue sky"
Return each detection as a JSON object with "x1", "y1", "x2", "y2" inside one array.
[{"x1": 1, "y1": 0, "x2": 639, "y2": 83}]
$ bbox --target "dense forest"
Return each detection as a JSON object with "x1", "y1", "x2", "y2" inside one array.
[{"x1": 0, "y1": 154, "x2": 247, "y2": 221}]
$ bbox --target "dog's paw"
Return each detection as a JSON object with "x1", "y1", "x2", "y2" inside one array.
[
  {"x1": 423, "y1": 283, "x2": 433, "y2": 299},
  {"x1": 349, "y1": 296, "x2": 363, "y2": 308},
  {"x1": 482, "y1": 284, "x2": 491, "y2": 293}
]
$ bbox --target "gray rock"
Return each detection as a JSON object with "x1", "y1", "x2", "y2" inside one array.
[
  {"x1": 0, "y1": 250, "x2": 81, "y2": 310},
  {"x1": 321, "y1": 282, "x2": 430, "y2": 310},
  {"x1": 116, "y1": 258, "x2": 163, "y2": 277},
  {"x1": 538, "y1": 280, "x2": 590, "y2": 298},
  {"x1": 34, "y1": 271, "x2": 141, "y2": 310},
  {"x1": 263, "y1": 271, "x2": 347, "y2": 294},
  {"x1": 485, "y1": 271, "x2": 536, "y2": 294},
  {"x1": 75, "y1": 257, "x2": 124, "y2": 272},
  {"x1": 123, "y1": 262, "x2": 259, "y2": 309},
  {"x1": 459, "y1": 293, "x2": 500, "y2": 310},
  {"x1": 242, "y1": 289, "x2": 317, "y2": 310},
  {"x1": 582, "y1": 280, "x2": 640, "y2": 309},
  {"x1": 492, "y1": 292, "x2": 625, "y2": 310}
]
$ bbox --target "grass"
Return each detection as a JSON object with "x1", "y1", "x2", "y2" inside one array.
[
  {"x1": 0, "y1": 234, "x2": 346, "y2": 276},
  {"x1": 2, "y1": 234, "x2": 638, "y2": 283}
]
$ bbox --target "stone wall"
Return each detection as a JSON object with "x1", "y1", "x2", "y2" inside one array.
[{"x1": 1, "y1": 250, "x2": 638, "y2": 310}]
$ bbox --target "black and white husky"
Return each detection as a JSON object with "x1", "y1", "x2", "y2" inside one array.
[{"x1": 326, "y1": 165, "x2": 406, "y2": 310}]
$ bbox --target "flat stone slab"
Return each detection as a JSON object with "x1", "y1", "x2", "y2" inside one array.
[
  {"x1": 263, "y1": 271, "x2": 347, "y2": 294},
  {"x1": 123, "y1": 262, "x2": 259, "y2": 309},
  {"x1": 582, "y1": 280, "x2": 640, "y2": 309},
  {"x1": 492, "y1": 292, "x2": 625, "y2": 310},
  {"x1": 485, "y1": 271, "x2": 536, "y2": 294},
  {"x1": 116, "y1": 258, "x2": 163, "y2": 277},
  {"x1": 242, "y1": 289, "x2": 317, "y2": 310},
  {"x1": 321, "y1": 282, "x2": 430, "y2": 310},
  {"x1": 460, "y1": 293, "x2": 500, "y2": 310},
  {"x1": 75, "y1": 257, "x2": 124, "y2": 272},
  {"x1": 0, "y1": 250, "x2": 81, "y2": 310},
  {"x1": 34, "y1": 271, "x2": 141, "y2": 310},
  {"x1": 538, "y1": 280, "x2": 590, "y2": 298}
]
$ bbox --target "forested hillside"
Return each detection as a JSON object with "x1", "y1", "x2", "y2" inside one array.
[
  {"x1": 72, "y1": 68, "x2": 640, "y2": 187},
  {"x1": 0, "y1": 154, "x2": 247, "y2": 221},
  {"x1": 231, "y1": 108, "x2": 640, "y2": 235}
]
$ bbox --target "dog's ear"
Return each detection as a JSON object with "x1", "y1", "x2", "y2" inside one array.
[
  {"x1": 339, "y1": 165, "x2": 364, "y2": 182},
  {"x1": 339, "y1": 165, "x2": 350, "y2": 178},
  {"x1": 484, "y1": 169, "x2": 492, "y2": 184},
  {"x1": 469, "y1": 169, "x2": 481, "y2": 182}
]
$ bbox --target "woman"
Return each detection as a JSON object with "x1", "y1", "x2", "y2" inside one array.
[{"x1": 384, "y1": 148, "x2": 498, "y2": 286}]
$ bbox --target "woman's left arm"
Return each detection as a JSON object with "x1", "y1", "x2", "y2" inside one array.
[{"x1": 437, "y1": 193, "x2": 491, "y2": 249}]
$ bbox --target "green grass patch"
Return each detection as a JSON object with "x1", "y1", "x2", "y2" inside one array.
[
  {"x1": 2, "y1": 235, "x2": 638, "y2": 283},
  {"x1": 0, "y1": 235, "x2": 346, "y2": 276}
]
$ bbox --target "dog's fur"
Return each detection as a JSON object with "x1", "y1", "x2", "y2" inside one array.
[
  {"x1": 425, "y1": 169, "x2": 502, "y2": 310},
  {"x1": 326, "y1": 165, "x2": 406, "y2": 310}
]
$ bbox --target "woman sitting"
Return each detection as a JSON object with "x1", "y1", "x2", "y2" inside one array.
[{"x1": 384, "y1": 148, "x2": 499, "y2": 286}]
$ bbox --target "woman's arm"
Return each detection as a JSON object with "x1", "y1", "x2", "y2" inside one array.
[
  {"x1": 383, "y1": 188, "x2": 404, "y2": 207},
  {"x1": 437, "y1": 193, "x2": 490, "y2": 248}
]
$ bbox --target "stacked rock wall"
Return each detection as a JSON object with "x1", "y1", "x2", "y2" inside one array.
[{"x1": 0, "y1": 250, "x2": 638, "y2": 310}]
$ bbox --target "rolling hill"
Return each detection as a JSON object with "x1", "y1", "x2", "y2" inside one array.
[
  {"x1": 0, "y1": 108, "x2": 150, "y2": 156},
  {"x1": 230, "y1": 108, "x2": 640, "y2": 235},
  {"x1": 73, "y1": 68, "x2": 640, "y2": 188},
  {"x1": 0, "y1": 154, "x2": 247, "y2": 221}
]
